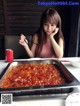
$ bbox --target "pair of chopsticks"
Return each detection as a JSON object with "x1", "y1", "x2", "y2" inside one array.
[
  {"x1": 24, "y1": 38, "x2": 37, "y2": 45},
  {"x1": 58, "y1": 59, "x2": 70, "y2": 62}
]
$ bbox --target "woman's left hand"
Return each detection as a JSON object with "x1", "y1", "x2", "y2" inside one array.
[{"x1": 50, "y1": 28, "x2": 59, "y2": 37}]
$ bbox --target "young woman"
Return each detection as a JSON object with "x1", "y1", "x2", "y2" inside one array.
[{"x1": 19, "y1": 8, "x2": 64, "y2": 58}]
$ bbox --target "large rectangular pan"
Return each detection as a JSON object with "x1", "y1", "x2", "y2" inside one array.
[{"x1": 0, "y1": 59, "x2": 80, "y2": 98}]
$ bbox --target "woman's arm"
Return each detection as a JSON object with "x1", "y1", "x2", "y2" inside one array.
[
  {"x1": 19, "y1": 34, "x2": 38, "y2": 58},
  {"x1": 50, "y1": 28, "x2": 64, "y2": 58}
]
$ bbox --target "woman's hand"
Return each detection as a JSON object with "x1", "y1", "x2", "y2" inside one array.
[
  {"x1": 19, "y1": 34, "x2": 28, "y2": 47},
  {"x1": 50, "y1": 28, "x2": 59, "y2": 37}
]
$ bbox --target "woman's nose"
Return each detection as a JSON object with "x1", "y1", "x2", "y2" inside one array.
[{"x1": 47, "y1": 25, "x2": 51, "y2": 31}]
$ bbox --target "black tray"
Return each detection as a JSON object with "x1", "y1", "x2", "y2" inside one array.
[{"x1": 0, "y1": 59, "x2": 80, "y2": 98}]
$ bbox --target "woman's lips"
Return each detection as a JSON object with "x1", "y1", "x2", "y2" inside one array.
[{"x1": 46, "y1": 31, "x2": 52, "y2": 34}]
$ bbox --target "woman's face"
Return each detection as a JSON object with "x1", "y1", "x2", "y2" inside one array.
[{"x1": 43, "y1": 22, "x2": 57, "y2": 35}]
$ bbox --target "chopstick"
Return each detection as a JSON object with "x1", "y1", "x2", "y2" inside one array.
[
  {"x1": 24, "y1": 38, "x2": 37, "y2": 45},
  {"x1": 58, "y1": 60, "x2": 70, "y2": 62}
]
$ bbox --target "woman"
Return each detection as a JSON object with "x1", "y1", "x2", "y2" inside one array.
[{"x1": 19, "y1": 8, "x2": 64, "y2": 58}]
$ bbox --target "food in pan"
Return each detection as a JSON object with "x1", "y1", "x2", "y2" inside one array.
[{"x1": 0, "y1": 63, "x2": 65, "y2": 88}]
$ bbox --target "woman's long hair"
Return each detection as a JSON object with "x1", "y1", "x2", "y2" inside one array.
[{"x1": 35, "y1": 8, "x2": 64, "y2": 56}]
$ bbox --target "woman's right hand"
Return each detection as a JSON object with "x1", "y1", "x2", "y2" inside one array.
[{"x1": 19, "y1": 34, "x2": 28, "y2": 47}]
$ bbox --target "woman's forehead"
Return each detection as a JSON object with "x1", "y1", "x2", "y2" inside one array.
[
  {"x1": 44, "y1": 19, "x2": 57, "y2": 25},
  {"x1": 44, "y1": 21, "x2": 56, "y2": 25}
]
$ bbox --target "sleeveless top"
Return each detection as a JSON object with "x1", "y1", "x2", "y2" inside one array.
[{"x1": 35, "y1": 39, "x2": 56, "y2": 58}]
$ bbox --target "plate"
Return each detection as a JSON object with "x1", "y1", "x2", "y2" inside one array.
[
  {"x1": 70, "y1": 60, "x2": 80, "y2": 68},
  {"x1": 65, "y1": 93, "x2": 80, "y2": 106}
]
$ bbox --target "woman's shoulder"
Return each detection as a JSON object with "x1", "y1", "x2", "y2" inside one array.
[
  {"x1": 33, "y1": 33, "x2": 38, "y2": 38},
  {"x1": 33, "y1": 33, "x2": 38, "y2": 44}
]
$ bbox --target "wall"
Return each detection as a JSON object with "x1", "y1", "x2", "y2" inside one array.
[{"x1": 0, "y1": 0, "x2": 80, "y2": 59}]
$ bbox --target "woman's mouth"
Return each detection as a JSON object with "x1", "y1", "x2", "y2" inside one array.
[{"x1": 46, "y1": 31, "x2": 52, "y2": 35}]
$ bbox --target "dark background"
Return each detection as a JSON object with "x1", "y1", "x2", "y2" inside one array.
[{"x1": 0, "y1": 0, "x2": 80, "y2": 59}]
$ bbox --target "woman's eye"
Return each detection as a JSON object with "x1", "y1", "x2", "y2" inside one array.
[
  {"x1": 51, "y1": 24, "x2": 55, "y2": 26},
  {"x1": 44, "y1": 23, "x2": 47, "y2": 26}
]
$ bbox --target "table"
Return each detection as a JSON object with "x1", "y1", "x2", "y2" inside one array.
[{"x1": 0, "y1": 57, "x2": 80, "y2": 106}]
